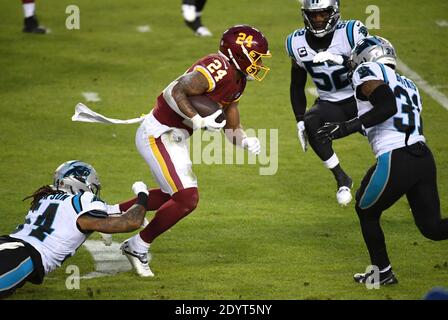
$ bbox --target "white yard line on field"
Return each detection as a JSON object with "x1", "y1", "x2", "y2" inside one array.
[
  {"x1": 82, "y1": 92, "x2": 101, "y2": 102},
  {"x1": 436, "y1": 20, "x2": 448, "y2": 27},
  {"x1": 137, "y1": 25, "x2": 152, "y2": 33},
  {"x1": 306, "y1": 87, "x2": 318, "y2": 97},
  {"x1": 397, "y1": 58, "x2": 448, "y2": 111},
  {"x1": 81, "y1": 240, "x2": 131, "y2": 279}
]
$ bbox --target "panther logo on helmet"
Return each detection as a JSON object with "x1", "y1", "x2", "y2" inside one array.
[
  {"x1": 350, "y1": 36, "x2": 397, "y2": 69},
  {"x1": 53, "y1": 160, "x2": 101, "y2": 196},
  {"x1": 219, "y1": 25, "x2": 271, "y2": 81},
  {"x1": 63, "y1": 166, "x2": 92, "y2": 183}
]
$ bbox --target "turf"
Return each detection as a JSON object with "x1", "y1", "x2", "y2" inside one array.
[{"x1": 0, "y1": 0, "x2": 447, "y2": 300}]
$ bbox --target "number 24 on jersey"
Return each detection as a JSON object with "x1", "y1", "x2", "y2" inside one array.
[{"x1": 207, "y1": 59, "x2": 227, "y2": 82}]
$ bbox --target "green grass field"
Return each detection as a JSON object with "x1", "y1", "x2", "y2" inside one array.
[{"x1": 1, "y1": 0, "x2": 447, "y2": 300}]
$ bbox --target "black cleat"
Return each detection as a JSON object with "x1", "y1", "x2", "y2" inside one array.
[
  {"x1": 23, "y1": 16, "x2": 47, "y2": 34},
  {"x1": 354, "y1": 268, "x2": 398, "y2": 286}
]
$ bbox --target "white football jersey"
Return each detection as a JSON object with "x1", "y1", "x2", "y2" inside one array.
[
  {"x1": 11, "y1": 191, "x2": 107, "y2": 274},
  {"x1": 352, "y1": 62, "x2": 426, "y2": 157},
  {"x1": 286, "y1": 20, "x2": 368, "y2": 102}
]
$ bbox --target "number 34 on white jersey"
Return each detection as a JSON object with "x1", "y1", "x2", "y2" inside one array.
[{"x1": 11, "y1": 192, "x2": 108, "y2": 274}]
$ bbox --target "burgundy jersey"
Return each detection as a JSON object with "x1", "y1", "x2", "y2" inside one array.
[{"x1": 152, "y1": 53, "x2": 246, "y2": 133}]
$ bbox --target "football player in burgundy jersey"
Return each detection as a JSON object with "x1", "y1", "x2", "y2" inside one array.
[{"x1": 110, "y1": 25, "x2": 271, "y2": 277}]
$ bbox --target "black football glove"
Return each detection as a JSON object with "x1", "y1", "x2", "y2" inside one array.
[{"x1": 316, "y1": 118, "x2": 362, "y2": 144}]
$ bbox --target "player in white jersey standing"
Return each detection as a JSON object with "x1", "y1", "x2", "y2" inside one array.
[
  {"x1": 286, "y1": 0, "x2": 369, "y2": 205},
  {"x1": 316, "y1": 36, "x2": 448, "y2": 284},
  {"x1": 0, "y1": 160, "x2": 150, "y2": 298}
]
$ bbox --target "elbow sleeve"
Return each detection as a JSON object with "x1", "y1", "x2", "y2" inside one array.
[
  {"x1": 290, "y1": 66, "x2": 307, "y2": 122},
  {"x1": 360, "y1": 84, "x2": 397, "y2": 128}
]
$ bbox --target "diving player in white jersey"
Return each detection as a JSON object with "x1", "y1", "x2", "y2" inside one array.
[
  {"x1": 316, "y1": 36, "x2": 448, "y2": 285},
  {"x1": 0, "y1": 160, "x2": 150, "y2": 298},
  {"x1": 286, "y1": 0, "x2": 369, "y2": 206}
]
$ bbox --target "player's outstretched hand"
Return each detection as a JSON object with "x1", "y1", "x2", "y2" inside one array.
[
  {"x1": 316, "y1": 122, "x2": 341, "y2": 143},
  {"x1": 297, "y1": 121, "x2": 308, "y2": 152},
  {"x1": 132, "y1": 181, "x2": 149, "y2": 195},
  {"x1": 313, "y1": 52, "x2": 344, "y2": 65},
  {"x1": 242, "y1": 137, "x2": 261, "y2": 155},
  {"x1": 316, "y1": 118, "x2": 361, "y2": 143}
]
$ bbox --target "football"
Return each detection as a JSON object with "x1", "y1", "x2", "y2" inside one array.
[{"x1": 188, "y1": 95, "x2": 225, "y2": 124}]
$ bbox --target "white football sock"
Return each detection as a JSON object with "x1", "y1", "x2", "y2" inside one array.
[
  {"x1": 129, "y1": 233, "x2": 150, "y2": 253},
  {"x1": 23, "y1": 3, "x2": 35, "y2": 18},
  {"x1": 182, "y1": 4, "x2": 196, "y2": 22}
]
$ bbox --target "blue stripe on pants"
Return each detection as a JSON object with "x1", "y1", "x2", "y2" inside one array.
[
  {"x1": 0, "y1": 257, "x2": 34, "y2": 291},
  {"x1": 359, "y1": 151, "x2": 392, "y2": 209}
]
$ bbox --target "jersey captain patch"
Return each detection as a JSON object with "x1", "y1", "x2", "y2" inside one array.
[{"x1": 298, "y1": 47, "x2": 308, "y2": 57}]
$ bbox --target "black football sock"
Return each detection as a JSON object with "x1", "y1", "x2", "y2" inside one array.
[
  {"x1": 331, "y1": 164, "x2": 352, "y2": 188},
  {"x1": 24, "y1": 15, "x2": 39, "y2": 31},
  {"x1": 195, "y1": 0, "x2": 207, "y2": 12},
  {"x1": 185, "y1": 16, "x2": 202, "y2": 32}
]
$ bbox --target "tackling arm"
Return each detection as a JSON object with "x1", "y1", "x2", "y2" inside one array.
[
  {"x1": 77, "y1": 182, "x2": 149, "y2": 234},
  {"x1": 316, "y1": 80, "x2": 398, "y2": 142},
  {"x1": 357, "y1": 80, "x2": 398, "y2": 128},
  {"x1": 77, "y1": 202, "x2": 147, "y2": 233}
]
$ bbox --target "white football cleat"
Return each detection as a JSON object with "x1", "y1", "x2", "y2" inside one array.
[
  {"x1": 182, "y1": 4, "x2": 196, "y2": 22},
  {"x1": 336, "y1": 186, "x2": 352, "y2": 206},
  {"x1": 196, "y1": 26, "x2": 212, "y2": 37},
  {"x1": 120, "y1": 241, "x2": 154, "y2": 277}
]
